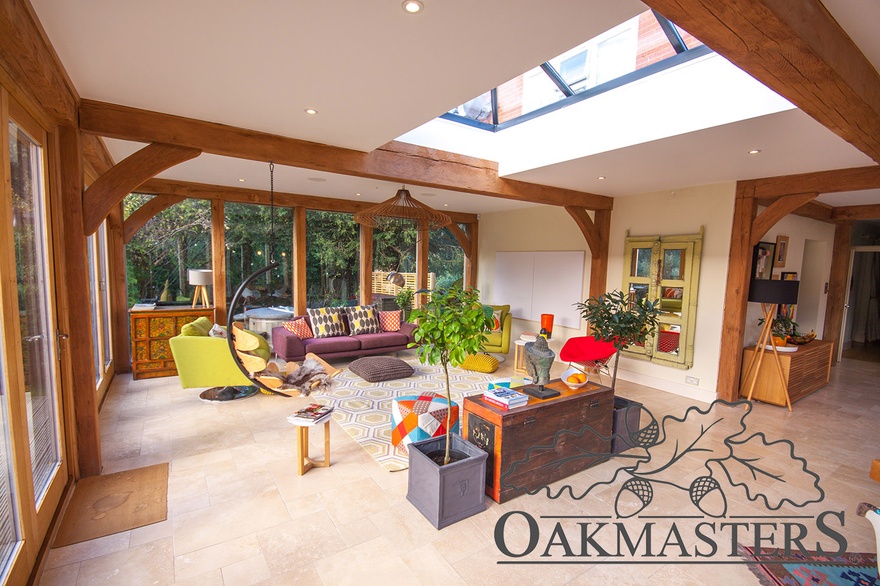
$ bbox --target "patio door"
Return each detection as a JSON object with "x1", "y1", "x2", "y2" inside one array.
[{"x1": 0, "y1": 89, "x2": 69, "y2": 582}]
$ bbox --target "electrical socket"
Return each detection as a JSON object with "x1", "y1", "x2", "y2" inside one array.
[{"x1": 685, "y1": 376, "x2": 700, "y2": 386}]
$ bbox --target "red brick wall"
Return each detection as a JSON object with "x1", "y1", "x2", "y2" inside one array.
[{"x1": 636, "y1": 10, "x2": 703, "y2": 70}]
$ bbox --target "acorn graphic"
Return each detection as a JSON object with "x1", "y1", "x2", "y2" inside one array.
[
  {"x1": 631, "y1": 416, "x2": 659, "y2": 448},
  {"x1": 689, "y1": 476, "x2": 727, "y2": 517},
  {"x1": 615, "y1": 478, "x2": 654, "y2": 518}
]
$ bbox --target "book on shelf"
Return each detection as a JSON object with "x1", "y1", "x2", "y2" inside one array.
[
  {"x1": 482, "y1": 394, "x2": 527, "y2": 410},
  {"x1": 287, "y1": 403, "x2": 334, "y2": 424}
]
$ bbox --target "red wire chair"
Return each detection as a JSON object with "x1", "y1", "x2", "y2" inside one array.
[{"x1": 559, "y1": 336, "x2": 618, "y2": 386}]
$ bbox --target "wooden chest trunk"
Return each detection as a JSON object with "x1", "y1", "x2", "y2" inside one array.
[{"x1": 462, "y1": 380, "x2": 613, "y2": 503}]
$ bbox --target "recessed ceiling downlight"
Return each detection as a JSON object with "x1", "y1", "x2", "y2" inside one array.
[
  {"x1": 748, "y1": 149, "x2": 761, "y2": 154},
  {"x1": 305, "y1": 108, "x2": 318, "y2": 115},
  {"x1": 402, "y1": 0, "x2": 424, "y2": 14},
  {"x1": 597, "y1": 176, "x2": 606, "y2": 180}
]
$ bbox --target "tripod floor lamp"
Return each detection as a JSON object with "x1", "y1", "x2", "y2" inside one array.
[
  {"x1": 188, "y1": 269, "x2": 213, "y2": 308},
  {"x1": 740, "y1": 279, "x2": 800, "y2": 411}
]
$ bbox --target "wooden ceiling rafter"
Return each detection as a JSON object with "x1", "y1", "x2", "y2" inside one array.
[
  {"x1": 640, "y1": 0, "x2": 880, "y2": 164},
  {"x1": 79, "y1": 100, "x2": 613, "y2": 210},
  {"x1": 832, "y1": 204, "x2": 880, "y2": 221},
  {"x1": 82, "y1": 142, "x2": 201, "y2": 235}
]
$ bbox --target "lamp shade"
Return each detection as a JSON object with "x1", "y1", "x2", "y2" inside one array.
[
  {"x1": 188, "y1": 269, "x2": 213, "y2": 287},
  {"x1": 386, "y1": 271, "x2": 406, "y2": 288},
  {"x1": 748, "y1": 279, "x2": 799, "y2": 305}
]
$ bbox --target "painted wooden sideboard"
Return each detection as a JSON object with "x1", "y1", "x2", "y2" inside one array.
[{"x1": 129, "y1": 306, "x2": 214, "y2": 379}]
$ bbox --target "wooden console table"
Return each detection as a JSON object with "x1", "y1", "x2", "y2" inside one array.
[
  {"x1": 130, "y1": 306, "x2": 214, "y2": 379},
  {"x1": 740, "y1": 339, "x2": 833, "y2": 406},
  {"x1": 462, "y1": 380, "x2": 612, "y2": 503}
]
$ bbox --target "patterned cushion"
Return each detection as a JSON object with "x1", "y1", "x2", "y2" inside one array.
[
  {"x1": 378, "y1": 310, "x2": 401, "y2": 332},
  {"x1": 307, "y1": 307, "x2": 346, "y2": 338},
  {"x1": 348, "y1": 356, "x2": 414, "y2": 382},
  {"x1": 491, "y1": 309, "x2": 503, "y2": 332},
  {"x1": 391, "y1": 392, "x2": 460, "y2": 449},
  {"x1": 461, "y1": 353, "x2": 499, "y2": 373},
  {"x1": 345, "y1": 305, "x2": 381, "y2": 335},
  {"x1": 282, "y1": 317, "x2": 313, "y2": 339}
]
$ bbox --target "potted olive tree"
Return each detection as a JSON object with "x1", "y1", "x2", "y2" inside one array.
[
  {"x1": 405, "y1": 285, "x2": 492, "y2": 529},
  {"x1": 574, "y1": 289, "x2": 661, "y2": 392}
]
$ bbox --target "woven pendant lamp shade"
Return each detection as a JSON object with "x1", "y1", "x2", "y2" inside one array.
[{"x1": 354, "y1": 188, "x2": 451, "y2": 230}]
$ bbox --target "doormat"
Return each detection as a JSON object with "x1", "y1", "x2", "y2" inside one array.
[
  {"x1": 741, "y1": 545, "x2": 879, "y2": 585},
  {"x1": 321, "y1": 360, "x2": 495, "y2": 472},
  {"x1": 53, "y1": 463, "x2": 169, "y2": 548}
]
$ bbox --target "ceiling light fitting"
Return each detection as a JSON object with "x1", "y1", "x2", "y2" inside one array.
[
  {"x1": 597, "y1": 176, "x2": 606, "y2": 180},
  {"x1": 402, "y1": 0, "x2": 424, "y2": 14},
  {"x1": 305, "y1": 108, "x2": 318, "y2": 115},
  {"x1": 748, "y1": 149, "x2": 761, "y2": 154},
  {"x1": 353, "y1": 186, "x2": 451, "y2": 230}
]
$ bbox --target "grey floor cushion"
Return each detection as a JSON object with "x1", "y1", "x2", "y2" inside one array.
[{"x1": 348, "y1": 356, "x2": 414, "y2": 382}]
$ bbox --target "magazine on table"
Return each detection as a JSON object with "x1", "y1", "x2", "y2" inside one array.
[
  {"x1": 287, "y1": 403, "x2": 334, "y2": 424},
  {"x1": 482, "y1": 394, "x2": 527, "y2": 410}
]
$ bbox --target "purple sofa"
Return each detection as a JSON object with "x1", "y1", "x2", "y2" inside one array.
[{"x1": 272, "y1": 313, "x2": 416, "y2": 362}]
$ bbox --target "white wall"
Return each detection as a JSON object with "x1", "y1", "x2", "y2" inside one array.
[
  {"x1": 479, "y1": 182, "x2": 737, "y2": 403},
  {"x1": 742, "y1": 212, "x2": 836, "y2": 346}
]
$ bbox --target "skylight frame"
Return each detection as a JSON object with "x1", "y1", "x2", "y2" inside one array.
[{"x1": 442, "y1": 12, "x2": 711, "y2": 133}]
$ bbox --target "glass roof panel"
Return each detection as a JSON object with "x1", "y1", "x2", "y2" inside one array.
[
  {"x1": 498, "y1": 66, "x2": 567, "y2": 124},
  {"x1": 448, "y1": 90, "x2": 493, "y2": 124}
]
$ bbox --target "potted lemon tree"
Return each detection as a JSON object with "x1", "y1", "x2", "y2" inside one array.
[{"x1": 406, "y1": 285, "x2": 492, "y2": 529}]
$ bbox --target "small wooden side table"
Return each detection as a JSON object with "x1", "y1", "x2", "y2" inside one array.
[
  {"x1": 291, "y1": 417, "x2": 331, "y2": 475},
  {"x1": 513, "y1": 339, "x2": 528, "y2": 374}
]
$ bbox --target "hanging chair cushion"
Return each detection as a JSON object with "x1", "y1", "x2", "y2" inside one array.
[
  {"x1": 307, "y1": 307, "x2": 347, "y2": 338},
  {"x1": 378, "y1": 310, "x2": 402, "y2": 332},
  {"x1": 282, "y1": 318, "x2": 313, "y2": 339},
  {"x1": 349, "y1": 356, "x2": 414, "y2": 382},
  {"x1": 180, "y1": 316, "x2": 213, "y2": 336},
  {"x1": 344, "y1": 305, "x2": 381, "y2": 336}
]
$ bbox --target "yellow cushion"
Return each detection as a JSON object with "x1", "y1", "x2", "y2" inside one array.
[
  {"x1": 461, "y1": 353, "x2": 499, "y2": 373},
  {"x1": 180, "y1": 316, "x2": 212, "y2": 336}
]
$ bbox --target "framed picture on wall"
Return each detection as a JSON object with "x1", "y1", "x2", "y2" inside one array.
[
  {"x1": 752, "y1": 241, "x2": 776, "y2": 280},
  {"x1": 781, "y1": 271, "x2": 798, "y2": 281},
  {"x1": 774, "y1": 235, "x2": 789, "y2": 267}
]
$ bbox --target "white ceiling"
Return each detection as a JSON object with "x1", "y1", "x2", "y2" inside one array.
[{"x1": 30, "y1": 0, "x2": 880, "y2": 214}]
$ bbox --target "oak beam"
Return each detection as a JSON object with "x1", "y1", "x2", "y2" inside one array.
[
  {"x1": 211, "y1": 199, "x2": 228, "y2": 325},
  {"x1": 359, "y1": 225, "x2": 373, "y2": 306},
  {"x1": 750, "y1": 192, "x2": 820, "y2": 246},
  {"x1": 106, "y1": 203, "x2": 130, "y2": 374},
  {"x1": 832, "y1": 204, "x2": 880, "y2": 221},
  {"x1": 748, "y1": 166, "x2": 880, "y2": 198},
  {"x1": 292, "y1": 207, "x2": 307, "y2": 315},
  {"x1": 565, "y1": 206, "x2": 602, "y2": 259},
  {"x1": 822, "y1": 221, "x2": 852, "y2": 362},
  {"x1": 123, "y1": 194, "x2": 186, "y2": 243},
  {"x1": 137, "y1": 178, "x2": 479, "y2": 224},
  {"x1": 57, "y1": 125, "x2": 102, "y2": 476},
  {"x1": 587, "y1": 210, "x2": 611, "y2": 302},
  {"x1": 80, "y1": 100, "x2": 612, "y2": 210},
  {"x1": 82, "y1": 142, "x2": 201, "y2": 235},
  {"x1": 716, "y1": 187, "x2": 757, "y2": 402},
  {"x1": 641, "y1": 0, "x2": 880, "y2": 163}
]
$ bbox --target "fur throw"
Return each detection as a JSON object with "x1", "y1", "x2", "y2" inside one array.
[{"x1": 257, "y1": 358, "x2": 333, "y2": 396}]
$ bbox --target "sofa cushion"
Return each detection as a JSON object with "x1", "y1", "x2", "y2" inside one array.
[
  {"x1": 490, "y1": 309, "x2": 503, "y2": 332},
  {"x1": 282, "y1": 317, "x2": 313, "y2": 339},
  {"x1": 180, "y1": 316, "x2": 212, "y2": 336},
  {"x1": 353, "y1": 331, "x2": 409, "y2": 350},
  {"x1": 378, "y1": 310, "x2": 401, "y2": 332},
  {"x1": 345, "y1": 304, "x2": 381, "y2": 335},
  {"x1": 302, "y1": 335, "x2": 360, "y2": 354},
  {"x1": 307, "y1": 307, "x2": 346, "y2": 338},
  {"x1": 349, "y1": 356, "x2": 414, "y2": 382}
]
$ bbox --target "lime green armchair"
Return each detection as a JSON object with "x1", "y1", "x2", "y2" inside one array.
[
  {"x1": 168, "y1": 317, "x2": 270, "y2": 400},
  {"x1": 483, "y1": 304, "x2": 512, "y2": 355}
]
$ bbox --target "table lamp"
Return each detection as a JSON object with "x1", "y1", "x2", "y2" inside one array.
[
  {"x1": 740, "y1": 278, "x2": 799, "y2": 410},
  {"x1": 188, "y1": 269, "x2": 213, "y2": 308}
]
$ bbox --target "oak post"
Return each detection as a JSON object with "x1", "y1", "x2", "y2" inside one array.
[
  {"x1": 416, "y1": 224, "x2": 429, "y2": 307},
  {"x1": 822, "y1": 221, "x2": 852, "y2": 362},
  {"x1": 107, "y1": 202, "x2": 130, "y2": 374},
  {"x1": 359, "y1": 224, "x2": 373, "y2": 306},
  {"x1": 587, "y1": 209, "x2": 611, "y2": 302},
  {"x1": 292, "y1": 207, "x2": 307, "y2": 315},
  {"x1": 211, "y1": 199, "x2": 227, "y2": 324}
]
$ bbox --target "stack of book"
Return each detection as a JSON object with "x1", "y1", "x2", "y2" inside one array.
[
  {"x1": 482, "y1": 387, "x2": 529, "y2": 410},
  {"x1": 287, "y1": 403, "x2": 334, "y2": 425},
  {"x1": 520, "y1": 332, "x2": 538, "y2": 342}
]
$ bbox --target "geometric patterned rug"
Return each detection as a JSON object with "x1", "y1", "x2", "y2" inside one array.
[
  {"x1": 321, "y1": 359, "x2": 496, "y2": 471},
  {"x1": 741, "y1": 546, "x2": 879, "y2": 585}
]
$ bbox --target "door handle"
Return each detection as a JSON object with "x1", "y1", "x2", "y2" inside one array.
[{"x1": 24, "y1": 335, "x2": 44, "y2": 343}]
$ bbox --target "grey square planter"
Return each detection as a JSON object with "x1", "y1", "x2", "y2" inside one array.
[
  {"x1": 406, "y1": 434, "x2": 489, "y2": 529},
  {"x1": 612, "y1": 396, "x2": 643, "y2": 453}
]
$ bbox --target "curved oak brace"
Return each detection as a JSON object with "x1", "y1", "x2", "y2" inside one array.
[
  {"x1": 565, "y1": 206, "x2": 601, "y2": 258},
  {"x1": 749, "y1": 192, "x2": 819, "y2": 247},
  {"x1": 445, "y1": 222, "x2": 473, "y2": 259},
  {"x1": 123, "y1": 194, "x2": 186, "y2": 243},
  {"x1": 82, "y1": 142, "x2": 201, "y2": 235}
]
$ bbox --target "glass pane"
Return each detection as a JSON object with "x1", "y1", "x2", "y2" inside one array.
[
  {"x1": 662, "y1": 248, "x2": 685, "y2": 280},
  {"x1": 125, "y1": 196, "x2": 212, "y2": 307},
  {"x1": 306, "y1": 211, "x2": 359, "y2": 308},
  {"x1": 518, "y1": 66, "x2": 567, "y2": 119},
  {"x1": 0, "y1": 327, "x2": 21, "y2": 574},
  {"x1": 87, "y1": 234, "x2": 100, "y2": 383},
  {"x1": 429, "y1": 225, "x2": 465, "y2": 291},
  {"x1": 448, "y1": 91, "x2": 493, "y2": 124},
  {"x1": 657, "y1": 325, "x2": 681, "y2": 355},
  {"x1": 10, "y1": 120, "x2": 59, "y2": 501},
  {"x1": 98, "y1": 224, "x2": 112, "y2": 368},
  {"x1": 660, "y1": 287, "x2": 684, "y2": 315},
  {"x1": 630, "y1": 248, "x2": 653, "y2": 277},
  {"x1": 628, "y1": 283, "x2": 650, "y2": 303},
  {"x1": 226, "y1": 202, "x2": 293, "y2": 309}
]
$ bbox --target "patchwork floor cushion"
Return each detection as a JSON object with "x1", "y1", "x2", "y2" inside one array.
[
  {"x1": 348, "y1": 356, "x2": 414, "y2": 382},
  {"x1": 391, "y1": 392, "x2": 460, "y2": 449}
]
